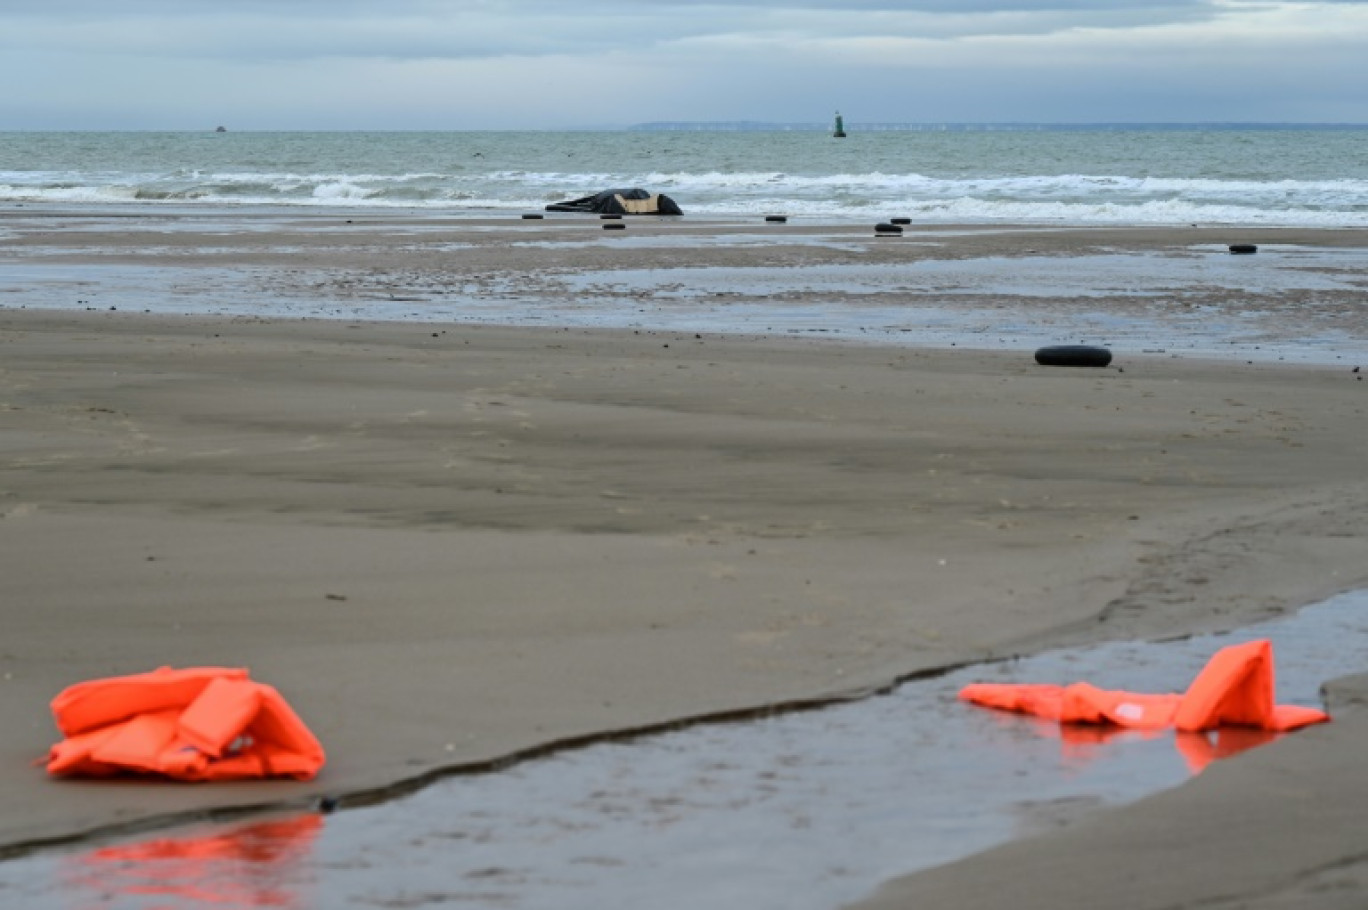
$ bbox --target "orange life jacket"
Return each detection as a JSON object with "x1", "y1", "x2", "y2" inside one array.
[
  {"x1": 960, "y1": 638, "x2": 1328, "y2": 733},
  {"x1": 45, "y1": 666, "x2": 325, "y2": 782}
]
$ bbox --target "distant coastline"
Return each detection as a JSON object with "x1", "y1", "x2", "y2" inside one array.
[{"x1": 628, "y1": 121, "x2": 1367, "y2": 132}]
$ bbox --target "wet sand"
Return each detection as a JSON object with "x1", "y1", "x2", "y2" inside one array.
[
  {"x1": 2, "y1": 213, "x2": 1367, "y2": 904},
  {"x1": 852, "y1": 672, "x2": 1368, "y2": 910},
  {"x1": 4, "y1": 210, "x2": 1368, "y2": 362}
]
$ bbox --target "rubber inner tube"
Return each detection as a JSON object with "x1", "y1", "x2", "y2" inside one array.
[
  {"x1": 603, "y1": 223, "x2": 626, "y2": 231},
  {"x1": 521, "y1": 214, "x2": 544, "y2": 220},
  {"x1": 600, "y1": 214, "x2": 623, "y2": 220},
  {"x1": 875, "y1": 223, "x2": 903, "y2": 234},
  {"x1": 1034, "y1": 345, "x2": 1113, "y2": 368},
  {"x1": 1229, "y1": 244, "x2": 1258, "y2": 255},
  {"x1": 765, "y1": 215, "x2": 788, "y2": 223},
  {"x1": 891, "y1": 217, "x2": 912, "y2": 225}
]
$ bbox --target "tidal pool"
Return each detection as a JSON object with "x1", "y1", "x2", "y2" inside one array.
[{"x1": 1, "y1": 589, "x2": 1363, "y2": 910}]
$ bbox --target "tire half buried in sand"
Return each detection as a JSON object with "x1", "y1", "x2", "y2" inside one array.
[{"x1": 1034, "y1": 345, "x2": 1113, "y2": 367}]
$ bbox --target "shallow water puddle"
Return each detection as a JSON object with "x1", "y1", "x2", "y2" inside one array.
[
  {"x1": 555, "y1": 246, "x2": 1368, "y2": 299},
  {"x1": 2, "y1": 590, "x2": 1365, "y2": 909},
  {"x1": 4, "y1": 246, "x2": 1367, "y2": 365}
]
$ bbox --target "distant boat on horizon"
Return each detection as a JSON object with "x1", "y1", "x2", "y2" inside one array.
[{"x1": 833, "y1": 111, "x2": 847, "y2": 138}]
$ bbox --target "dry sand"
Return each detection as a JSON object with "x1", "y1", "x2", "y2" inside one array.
[{"x1": 1, "y1": 215, "x2": 1366, "y2": 904}]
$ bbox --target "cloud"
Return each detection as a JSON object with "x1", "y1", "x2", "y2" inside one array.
[
  {"x1": 1, "y1": 1, "x2": 1228, "y2": 63},
  {"x1": 2, "y1": 0, "x2": 1365, "y2": 128}
]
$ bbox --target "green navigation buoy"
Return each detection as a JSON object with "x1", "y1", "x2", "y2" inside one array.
[{"x1": 833, "y1": 111, "x2": 846, "y2": 138}]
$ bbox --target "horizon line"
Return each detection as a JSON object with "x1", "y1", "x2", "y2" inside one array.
[{"x1": 4, "y1": 121, "x2": 1366, "y2": 133}]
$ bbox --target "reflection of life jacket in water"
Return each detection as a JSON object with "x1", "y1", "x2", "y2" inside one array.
[
  {"x1": 961, "y1": 639, "x2": 1329, "y2": 733},
  {"x1": 64, "y1": 810, "x2": 325, "y2": 903},
  {"x1": 68, "y1": 813, "x2": 323, "y2": 907},
  {"x1": 45, "y1": 666, "x2": 325, "y2": 781}
]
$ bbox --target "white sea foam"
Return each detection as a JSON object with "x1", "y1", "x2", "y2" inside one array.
[{"x1": 5, "y1": 176, "x2": 1367, "y2": 225}]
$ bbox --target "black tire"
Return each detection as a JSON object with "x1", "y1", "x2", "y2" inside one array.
[
  {"x1": 1229, "y1": 244, "x2": 1258, "y2": 255},
  {"x1": 891, "y1": 217, "x2": 912, "y2": 225},
  {"x1": 601, "y1": 214, "x2": 623, "y2": 220},
  {"x1": 603, "y1": 223, "x2": 626, "y2": 231},
  {"x1": 875, "y1": 223, "x2": 903, "y2": 235},
  {"x1": 521, "y1": 213, "x2": 544, "y2": 220},
  {"x1": 765, "y1": 215, "x2": 788, "y2": 223},
  {"x1": 1034, "y1": 345, "x2": 1113, "y2": 367}
]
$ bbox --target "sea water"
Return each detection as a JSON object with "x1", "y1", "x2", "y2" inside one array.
[{"x1": 3, "y1": 128, "x2": 1368, "y2": 225}]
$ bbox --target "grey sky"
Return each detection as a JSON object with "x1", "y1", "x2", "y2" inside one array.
[{"x1": 2, "y1": 1, "x2": 1364, "y2": 129}]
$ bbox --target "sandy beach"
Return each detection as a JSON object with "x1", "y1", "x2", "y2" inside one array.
[{"x1": 2, "y1": 213, "x2": 1367, "y2": 904}]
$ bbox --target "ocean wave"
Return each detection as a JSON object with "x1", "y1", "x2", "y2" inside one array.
[{"x1": 5, "y1": 167, "x2": 1368, "y2": 226}]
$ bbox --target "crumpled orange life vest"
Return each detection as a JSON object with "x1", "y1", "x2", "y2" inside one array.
[
  {"x1": 45, "y1": 666, "x2": 326, "y2": 781},
  {"x1": 960, "y1": 639, "x2": 1329, "y2": 733}
]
